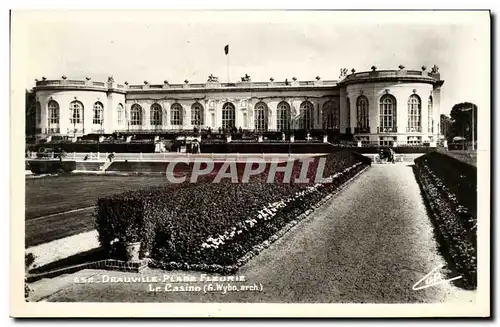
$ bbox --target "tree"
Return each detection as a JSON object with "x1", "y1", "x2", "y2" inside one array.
[
  {"x1": 25, "y1": 89, "x2": 37, "y2": 138},
  {"x1": 449, "y1": 102, "x2": 477, "y2": 142}
]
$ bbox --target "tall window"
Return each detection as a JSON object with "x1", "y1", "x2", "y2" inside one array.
[
  {"x1": 299, "y1": 101, "x2": 314, "y2": 130},
  {"x1": 276, "y1": 101, "x2": 291, "y2": 131},
  {"x1": 150, "y1": 103, "x2": 162, "y2": 126},
  {"x1": 35, "y1": 101, "x2": 41, "y2": 125},
  {"x1": 130, "y1": 104, "x2": 143, "y2": 125},
  {"x1": 222, "y1": 102, "x2": 235, "y2": 129},
  {"x1": 191, "y1": 103, "x2": 204, "y2": 126},
  {"x1": 117, "y1": 104, "x2": 124, "y2": 125},
  {"x1": 379, "y1": 95, "x2": 396, "y2": 132},
  {"x1": 322, "y1": 101, "x2": 339, "y2": 130},
  {"x1": 428, "y1": 96, "x2": 433, "y2": 133},
  {"x1": 243, "y1": 112, "x2": 248, "y2": 128},
  {"x1": 407, "y1": 94, "x2": 421, "y2": 132},
  {"x1": 210, "y1": 112, "x2": 215, "y2": 128},
  {"x1": 254, "y1": 102, "x2": 268, "y2": 132},
  {"x1": 346, "y1": 98, "x2": 350, "y2": 128},
  {"x1": 93, "y1": 102, "x2": 104, "y2": 125},
  {"x1": 69, "y1": 101, "x2": 83, "y2": 124},
  {"x1": 357, "y1": 96, "x2": 369, "y2": 128},
  {"x1": 48, "y1": 100, "x2": 59, "y2": 124},
  {"x1": 170, "y1": 103, "x2": 183, "y2": 126}
]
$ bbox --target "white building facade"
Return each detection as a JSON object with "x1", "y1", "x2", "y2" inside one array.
[{"x1": 33, "y1": 66, "x2": 444, "y2": 145}]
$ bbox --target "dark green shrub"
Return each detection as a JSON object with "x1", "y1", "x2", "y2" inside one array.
[
  {"x1": 28, "y1": 160, "x2": 76, "y2": 174},
  {"x1": 414, "y1": 152, "x2": 477, "y2": 289}
]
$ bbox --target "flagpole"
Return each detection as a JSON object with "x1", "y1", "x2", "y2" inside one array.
[{"x1": 227, "y1": 51, "x2": 230, "y2": 83}]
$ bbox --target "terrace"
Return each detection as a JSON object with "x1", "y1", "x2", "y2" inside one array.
[{"x1": 34, "y1": 77, "x2": 339, "y2": 93}]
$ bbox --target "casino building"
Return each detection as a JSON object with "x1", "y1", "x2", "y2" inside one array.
[{"x1": 32, "y1": 65, "x2": 444, "y2": 146}]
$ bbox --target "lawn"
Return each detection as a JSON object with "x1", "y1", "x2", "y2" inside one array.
[
  {"x1": 25, "y1": 175, "x2": 172, "y2": 247},
  {"x1": 25, "y1": 175, "x2": 171, "y2": 220}
]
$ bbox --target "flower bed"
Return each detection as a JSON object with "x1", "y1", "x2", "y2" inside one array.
[
  {"x1": 95, "y1": 151, "x2": 371, "y2": 272},
  {"x1": 414, "y1": 152, "x2": 477, "y2": 289}
]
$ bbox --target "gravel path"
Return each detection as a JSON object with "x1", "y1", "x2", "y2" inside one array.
[
  {"x1": 27, "y1": 230, "x2": 99, "y2": 269},
  {"x1": 39, "y1": 164, "x2": 475, "y2": 303}
]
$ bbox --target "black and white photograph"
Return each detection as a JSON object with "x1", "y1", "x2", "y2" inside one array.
[{"x1": 10, "y1": 9, "x2": 490, "y2": 318}]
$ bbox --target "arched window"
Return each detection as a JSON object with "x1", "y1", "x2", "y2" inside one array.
[
  {"x1": 222, "y1": 102, "x2": 235, "y2": 129},
  {"x1": 428, "y1": 96, "x2": 433, "y2": 133},
  {"x1": 356, "y1": 96, "x2": 369, "y2": 129},
  {"x1": 276, "y1": 101, "x2": 291, "y2": 131},
  {"x1": 254, "y1": 102, "x2": 269, "y2": 132},
  {"x1": 35, "y1": 101, "x2": 41, "y2": 125},
  {"x1": 407, "y1": 94, "x2": 421, "y2": 132},
  {"x1": 93, "y1": 102, "x2": 104, "y2": 125},
  {"x1": 322, "y1": 101, "x2": 339, "y2": 130},
  {"x1": 191, "y1": 103, "x2": 204, "y2": 126},
  {"x1": 379, "y1": 95, "x2": 397, "y2": 132},
  {"x1": 299, "y1": 101, "x2": 314, "y2": 130},
  {"x1": 69, "y1": 101, "x2": 84, "y2": 124},
  {"x1": 117, "y1": 104, "x2": 125, "y2": 125},
  {"x1": 130, "y1": 104, "x2": 143, "y2": 126},
  {"x1": 48, "y1": 100, "x2": 59, "y2": 124},
  {"x1": 150, "y1": 103, "x2": 162, "y2": 126},
  {"x1": 170, "y1": 103, "x2": 183, "y2": 126}
]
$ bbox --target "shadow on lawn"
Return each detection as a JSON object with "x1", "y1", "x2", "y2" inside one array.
[
  {"x1": 411, "y1": 164, "x2": 475, "y2": 291},
  {"x1": 28, "y1": 247, "x2": 107, "y2": 281}
]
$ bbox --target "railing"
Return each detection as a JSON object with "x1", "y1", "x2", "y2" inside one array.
[
  {"x1": 354, "y1": 127, "x2": 371, "y2": 133},
  {"x1": 38, "y1": 80, "x2": 61, "y2": 86},
  {"x1": 36, "y1": 79, "x2": 340, "y2": 90},
  {"x1": 344, "y1": 69, "x2": 434, "y2": 81},
  {"x1": 406, "y1": 126, "x2": 422, "y2": 132},
  {"x1": 377, "y1": 126, "x2": 398, "y2": 133},
  {"x1": 68, "y1": 80, "x2": 85, "y2": 85}
]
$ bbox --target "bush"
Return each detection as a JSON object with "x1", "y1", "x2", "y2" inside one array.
[
  {"x1": 25, "y1": 253, "x2": 36, "y2": 299},
  {"x1": 414, "y1": 151, "x2": 476, "y2": 289},
  {"x1": 28, "y1": 160, "x2": 76, "y2": 174},
  {"x1": 95, "y1": 151, "x2": 371, "y2": 269}
]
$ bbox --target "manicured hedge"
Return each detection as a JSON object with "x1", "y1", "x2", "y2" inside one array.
[
  {"x1": 415, "y1": 151, "x2": 476, "y2": 218},
  {"x1": 28, "y1": 160, "x2": 76, "y2": 174},
  {"x1": 30, "y1": 139, "x2": 437, "y2": 154},
  {"x1": 414, "y1": 151, "x2": 477, "y2": 289},
  {"x1": 30, "y1": 142, "x2": 156, "y2": 153},
  {"x1": 94, "y1": 151, "x2": 371, "y2": 271}
]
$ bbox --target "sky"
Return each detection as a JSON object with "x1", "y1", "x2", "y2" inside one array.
[{"x1": 15, "y1": 10, "x2": 490, "y2": 115}]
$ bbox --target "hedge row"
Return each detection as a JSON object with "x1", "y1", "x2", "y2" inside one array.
[
  {"x1": 94, "y1": 151, "x2": 371, "y2": 271},
  {"x1": 200, "y1": 143, "x2": 437, "y2": 154},
  {"x1": 414, "y1": 152, "x2": 477, "y2": 289},
  {"x1": 29, "y1": 141, "x2": 437, "y2": 154},
  {"x1": 29, "y1": 143, "x2": 156, "y2": 153},
  {"x1": 27, "y1": 160, "x2": 76, "y2": 174},
  {"x1": 415, "y1": 151, "x2": 476, "y2": 217}
]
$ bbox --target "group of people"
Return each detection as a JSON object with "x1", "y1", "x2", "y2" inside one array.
[
  {"x1": 378, "y1": 147, "x2": 396, "y2": 164},
  {"x1": 190, "y1": 139, "x2": 201, "y2": 154}
]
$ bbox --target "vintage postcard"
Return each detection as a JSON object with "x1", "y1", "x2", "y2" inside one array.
[{"x1": 10, "y1": 10, "x2": 490, "y2": 318}]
